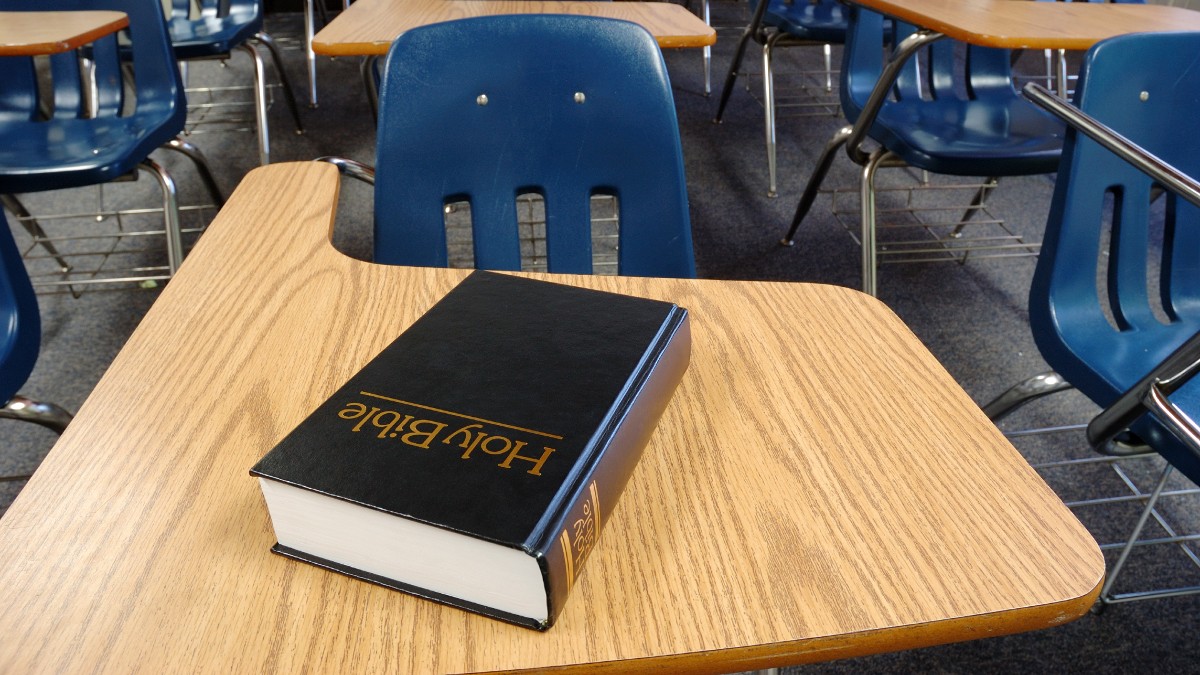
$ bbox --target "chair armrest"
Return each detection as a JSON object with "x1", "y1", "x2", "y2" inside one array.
[
  {"x1": 1022, "y1": 83, "x2": 1200, "y2": 209},
  {"x1": 314, "y1": 156, "x2": 376, "y2": 185},
  {"x1": 1086, "y1": 330, "x2": 1200, "y2": 456}
]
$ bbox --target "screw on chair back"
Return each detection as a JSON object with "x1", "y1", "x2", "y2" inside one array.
[
  {"x1": 372, "y1": 15, "x2": 695, "y2": 278},
  {"x1": 0, "y1": 0, "x2": 186, "y2": 194},
  {"x1": 1030, "y1": 31, "x2": 1200, "y2": 484},
  {"x1": 840, "y1": 6, "x2": 1064, "y2": 176}
]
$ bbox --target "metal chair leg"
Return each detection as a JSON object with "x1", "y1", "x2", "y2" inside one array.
[
  {"x1": 254, "y1": 32, "x2": 305, "y2": 136},
  {"x1": 702, "y1": 0, "x2": 712, "y2": 96},
  {"x1": 137, "y1": 159, "x2": 183, "y2": 275},
  {"x1": 823, "y1": 42, "x2": 833, "y2": 92},
  {"x1": 0, "y1": 395, "x2": 73, "y2": 435},
  {"x1": 1099, "y1": 464, "x2": 1176, "y2": 606},
  {"x1": 1, "y1": 194, "x2": 72, "y2": 275},
  {"x1": 982, "y1": 371, "x2": 1073, "y2": 421},
  {"x1": 162, "y1": 137, "x2": 226, "y2": 207},
  {"x1": 781, "y1": 125, "x2": 852, "y2": 245},
  {"x1": 714, "y1": 0, "x2": 770, "y2": 123},
  {"x1": 239, "y1": 42, "x2": 271, "y2": 166},
  {"x1": 361, "y1": 55, "x2": 380, "y2": 124},
  {"x1": 304, "y1": 0, "x2": 319, "y2": 107},
  {"x1": 952, "y1": 177, "x2": 999, "y2": 235},
  {"x1": 860, "y1": 148, "x2": 892, "y2": 296},
  {"x1": 763, "y1": 35, "x2": 781, "y2": 197}
]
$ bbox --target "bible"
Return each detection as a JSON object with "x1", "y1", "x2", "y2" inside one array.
[{"x1": 250, "y1": 271, "x2": 690, "y2": 630}]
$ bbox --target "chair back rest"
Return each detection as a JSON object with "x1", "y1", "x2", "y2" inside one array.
[
  {"x1": 0, "y1": 211, "x2": 41, "y2": 405},
  {"x1": 166, "y1": 0, "x2": 260, "y2": 28},
  {"x1": 840, "y1": 5, "x2": 1017, "y2": 123},
  {"x1": 1030, "y1": 31, "x2": 1200, "y2": 479},
  {"x1": 2, "y1": 0, "x2": 185, "y2": 132},
  {"x1": 373, "y1": 15, "x2": 695, "y2": 278}
]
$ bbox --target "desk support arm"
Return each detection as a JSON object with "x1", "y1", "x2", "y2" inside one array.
[
  {"x1": 844, "y1": 29, "x2": 943, "y2": 165},
  {"x1": 315, "y1": 156, "x2": 376, "y2": 185}
]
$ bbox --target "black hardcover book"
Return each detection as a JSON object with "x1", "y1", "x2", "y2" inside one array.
[{"x1": 250, "y1": 271, "x2": 690, "y2": 630}]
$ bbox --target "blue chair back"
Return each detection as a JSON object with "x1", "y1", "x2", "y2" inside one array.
[
  {"x1": 165, "y1": 0, "x2": 263, "y2": 56},
  {"x1": 0, "y1": 210, "x2": 40, "y2": 406},
  {"x1": 777, "y1": 0, "x2": 848, "y2": 43},
  {"x1": 0, "y1": 0, "x2": 186, "y2": 193},
  {"x1": 373, "y1": 15, "x2": 695, "y2": 278},
  {"x1": 840, "y1": 5, "x2": 1063, "y2": 176},
  {"x1": 1030, "y1": 31, "x2": 1200, "y2": 483}
]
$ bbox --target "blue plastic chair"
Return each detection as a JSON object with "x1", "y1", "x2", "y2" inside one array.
[
  {"x1": 781, "y1": 5, "x2": 1065, "y2": 295},
  {"x1": 714, "y1": 0, "x2": 849, "y2": 196},
  {"x1": 990, "y1": 31, "x2": 1200, "y2": 606},
  {"x1": 0, "y1": 0, "x2": 221, "y2": 279},
  {"x1": 0, "y1": 209, "x2": 72, "y2": 462},
  {"x1": 325, "y1": 15, "x2": 695, "y2": 278},
  {"x1": 165, "y1": 0, "x2": 304, "y2": 166}
]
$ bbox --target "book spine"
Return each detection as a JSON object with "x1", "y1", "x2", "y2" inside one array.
[{"x1": 535, "y1": 308, "x2": 691, "y2": 628}]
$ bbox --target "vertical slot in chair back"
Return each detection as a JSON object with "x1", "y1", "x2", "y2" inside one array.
[{"x1": 373, "y1": 15, "x2": 694, "y2": 278}]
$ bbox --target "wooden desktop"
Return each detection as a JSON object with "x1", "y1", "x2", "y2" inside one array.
[
  {"x1": 0, "y1": 10, "x2": 128, "y2": 56},
  {"x1": 312, "y1": 0, "x2": 717, "y2": 55},
  {"x1": 0, "y1": 163, "x2": 1102, "y2": 673}
]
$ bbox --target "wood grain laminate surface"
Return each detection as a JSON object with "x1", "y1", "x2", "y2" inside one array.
[
  {"x1": 0, "y1": 10, "x2": 128, "y2": 56},
  {"x1": 0, "y1": 163, "x2": 1103, "y2": 673},
  {"x1": 857, "y1": 0, "x2": 1200, "y2": 50},
  {"x1": 312, "y1": 0, "x2": 716, "y2": 54}
]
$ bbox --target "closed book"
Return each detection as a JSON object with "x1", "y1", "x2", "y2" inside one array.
[{"x1": 250, "y1": 271, "x2": 690, "y2": 630}]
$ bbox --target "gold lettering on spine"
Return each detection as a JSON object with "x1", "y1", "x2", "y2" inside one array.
[
  {"x1": 558, "y1": 480, "x2": 601, "y2": 587},
  {"x1": 559, "y1": 530, "x2": 574, "y2": 594}
]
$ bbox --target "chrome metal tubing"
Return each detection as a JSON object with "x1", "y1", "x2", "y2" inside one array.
[
  {"x1": 702, "y1": 0, "x2": 711, "y2": 96},
  {"x1": 1024, "y1": 82, "x2": 1200, "y2": 209},
  {"x1": 316, "y1": 156, "x2": 376, "y2": 185},
  {"x1": 1146, "y1": 381, "x2": 1200, "y2": 456},
  {"x1": 137, "y1": 159, "x2": 184, "y2": 274},
  {"x1": 240, "y1": 42, "x2": 271, "y2": 165},
  {"x1": 982, "y1": 371, "x2": 1073, "y2": 422},
  {"x1": 1086, "y1": 329, "x2": 1200, "y2": 451},
  {"x1": 0, "y1": 395, "x2": 72, "y2": 434},
  {"x1": 255, "y1": 32, "x2": 305, "y2": 136},
  {"x1": 763, "y1": 34, "x2": 783, "y2": 197},
  {"x1": 304, "y1": 0, "x2": 319, "y2": 107}
]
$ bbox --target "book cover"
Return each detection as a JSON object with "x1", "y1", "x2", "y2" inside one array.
[{"x1": 250, "y1": 271, "x2": 690, "y2": 630}]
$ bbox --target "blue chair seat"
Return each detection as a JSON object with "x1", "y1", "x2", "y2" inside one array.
[
  {"x1": 0, "y1": 116, "x2": 181, "y2": 193},
  {"x1": 869, "y1": 97, "x2": 1064, "y2": 176}
]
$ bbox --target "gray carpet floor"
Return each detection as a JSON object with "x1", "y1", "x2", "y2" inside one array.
[{"x1": 3, "y1": 5, "x2": 1199, "y2": 672}]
